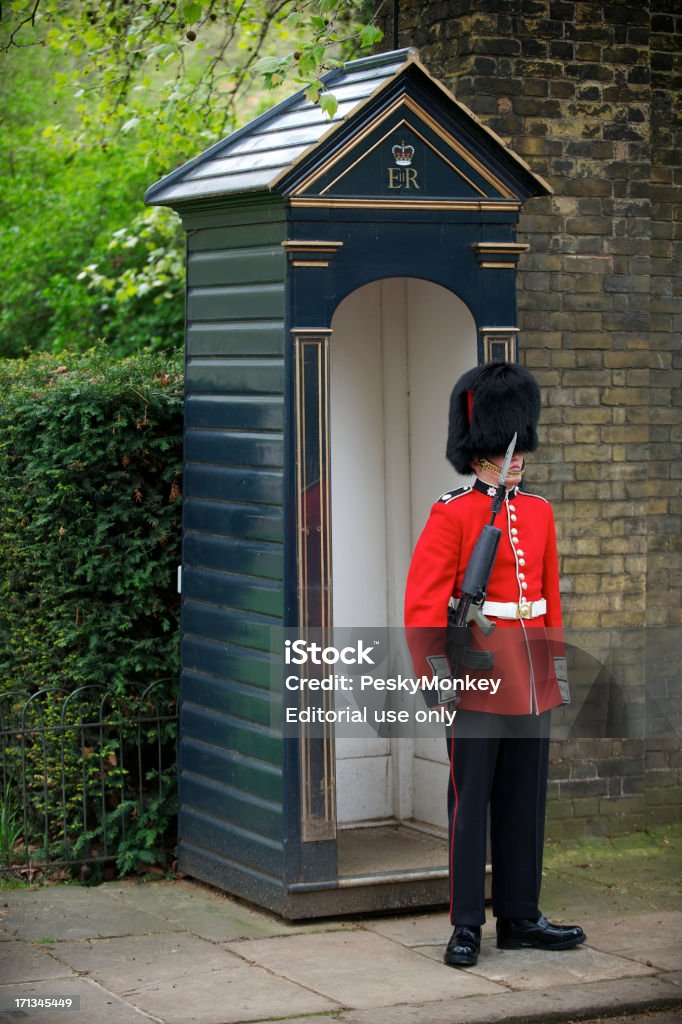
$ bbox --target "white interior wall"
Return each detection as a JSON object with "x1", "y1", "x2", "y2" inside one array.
[{"x1": 330, "y1": 277, "x2": 476, "y2": 828}]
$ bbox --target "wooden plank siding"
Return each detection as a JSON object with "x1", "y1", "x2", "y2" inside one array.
[{"x1": 179, "y1": 199, "x2": 288, "y2": 891}]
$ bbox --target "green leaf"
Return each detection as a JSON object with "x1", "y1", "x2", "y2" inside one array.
[
  {"x1": 305, "y1": 83, "x2": 320, "y2": 104},
  {"x1": 253, "y1": 55, "x2": 287, "y2": 73},
  {"x1": 319, "y1": 92, "x2": 338, "y2": 119},
  {"x1": 359, "y1": 23, "x2": 384, "y2": 47},
  {"x1": 181, "y1": 1, "x2": 203, "y2": 22}
]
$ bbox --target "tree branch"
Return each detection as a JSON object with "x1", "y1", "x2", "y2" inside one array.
[{"x1": 1, "y1": 0, "x2": 42, "y2": 51}]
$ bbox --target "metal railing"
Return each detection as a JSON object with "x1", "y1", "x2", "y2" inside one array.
[{"x1": 0, "y1": 682, "x2": 177, "y2": 878}]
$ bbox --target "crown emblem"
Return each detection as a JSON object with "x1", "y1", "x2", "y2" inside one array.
[{"x1": 392, "y1": 141, "x2": 415, "y2": 166}]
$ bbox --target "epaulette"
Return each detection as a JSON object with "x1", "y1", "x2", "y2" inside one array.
[{"x1": 437, "y1": 486, "x2": 471, "y2": 504}]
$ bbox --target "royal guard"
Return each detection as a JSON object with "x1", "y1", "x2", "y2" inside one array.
[{"x1": 404, "y1": 361, "x2": 585, "y2": 968}]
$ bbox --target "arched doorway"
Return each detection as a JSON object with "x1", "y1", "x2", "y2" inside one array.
[{"x1": 330, "y1": 278, "x2": 477, "y2": 843}]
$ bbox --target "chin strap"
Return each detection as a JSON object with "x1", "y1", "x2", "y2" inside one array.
[{"x1": 478, "y1": 456, "x2": 524, "y2": 480}]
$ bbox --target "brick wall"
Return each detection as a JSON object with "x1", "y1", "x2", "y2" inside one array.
[{"x1": 378, "y1": 0, "x2": 681, "y2": 836}]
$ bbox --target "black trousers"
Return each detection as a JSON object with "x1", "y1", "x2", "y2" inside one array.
[{"x1": 446, "y1": 710, "x2": 551, "y2": 926}]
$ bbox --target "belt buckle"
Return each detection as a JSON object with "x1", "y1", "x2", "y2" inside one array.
[{"x1": 518, "y1": 600, "x2": 532, "y2": 619}]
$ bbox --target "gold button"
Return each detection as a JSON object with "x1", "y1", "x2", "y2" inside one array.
[
  {"x1": 509, "y1": 504, "x2": 516, "y2": 512},
  {"x1": 519, "y1": 558, "x2": 526, "y2": 566},
  {"x1": 512, "y1": 538, "x2": 519, "y2": 545},
  {"x1": 519, "y1": 573, "x2": 525, "y2": 581},
  {"x1": 511, "y1": 514, "x2": 517, "y2": 522},
  {"x1": 517, "y1": 549, "x2": 524, "y2": 556},
  {"x1": 521, "y1": 582, "x2": 528, "y2": 590},
  {"x1": 511, "y1": 528, "x2": 518, "y2": 536}
]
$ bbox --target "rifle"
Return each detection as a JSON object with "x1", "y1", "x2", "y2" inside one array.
[{"x1": 445, "y1": 433, "x2": 518, "y2": 680}]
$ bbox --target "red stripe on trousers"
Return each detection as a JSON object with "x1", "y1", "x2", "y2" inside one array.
[{"x1": 449, "y1": 720, "x2": 458, "y2": 922}]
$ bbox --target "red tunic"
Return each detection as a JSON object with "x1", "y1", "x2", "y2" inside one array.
[{"x1": 404, "y1": 478, "x2": 564, "y2": 715}]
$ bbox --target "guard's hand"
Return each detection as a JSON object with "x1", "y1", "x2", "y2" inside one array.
[{"x1": 446, "y1": 624, "x2": 473, "y2": 673}]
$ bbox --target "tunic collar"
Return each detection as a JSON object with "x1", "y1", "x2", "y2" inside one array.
[{"x1": 472, "y1": 477, "x2": 519, "y2": 500}]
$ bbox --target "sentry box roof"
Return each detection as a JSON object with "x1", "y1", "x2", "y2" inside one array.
[{"x1": 145, "y1": 48, "x2": 550, "y2": 210}]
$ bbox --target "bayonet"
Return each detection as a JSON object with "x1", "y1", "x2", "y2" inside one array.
[{"x1": 491, "y1": 431, "x2": 518, "y2": 518}]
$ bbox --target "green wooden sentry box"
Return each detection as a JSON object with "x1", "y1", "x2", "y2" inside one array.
[{"x1": 146, "y1": 47, "x2": 551, "y2": 918}]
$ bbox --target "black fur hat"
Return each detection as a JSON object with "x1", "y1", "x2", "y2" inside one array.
[{"x1": 446, "y1": 362, "x2": 541, "y2": 474}]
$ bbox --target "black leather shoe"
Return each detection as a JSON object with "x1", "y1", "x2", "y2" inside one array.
[
  {"x1": 444, "y1": 925, "x2": 481, "y2": 967},
  {"x1": 496, "y1": 914, "x2": 586, "y2": 951}
]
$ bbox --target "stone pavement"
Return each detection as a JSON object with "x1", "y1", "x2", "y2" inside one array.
[{"x1": 0, "y1": 831, "x2": 680, "y2": 1024}]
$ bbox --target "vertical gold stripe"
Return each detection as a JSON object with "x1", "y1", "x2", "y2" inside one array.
[
  {"x1": 292, "y1": 331, "x2": 337, "y2": 843},
  {"x1": 321, "y1": 334, "x2": 335, "y2": 827}
]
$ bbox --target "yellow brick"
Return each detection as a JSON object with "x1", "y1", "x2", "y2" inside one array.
[
  {"x1": 573, "y1": 425, "x2": 601, "y2": 443},
  {"x1": 574, "y1": 575, "x2": 601, "y2": 594},
  {"x1": 599, "y1": 611, "x2": 646, "y2": 627}
]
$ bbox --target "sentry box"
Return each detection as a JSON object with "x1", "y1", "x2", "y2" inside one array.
[{"x1": 146, "y1": 48, "x2": 551, "y2": 918}]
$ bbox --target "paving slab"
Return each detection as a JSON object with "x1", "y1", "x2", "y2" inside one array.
[
  {"x1": 630, "y1": 946, "x2": 682, "y2": 972},
  {"x1": 578, "y1": 911, "x2": 682, "y2": 953},
  {"x1": 416, "y1": 938, "x2": 655, "y2": 989},
  {"x1": 95, "y1": 882, "x2": 293, "y2": 943},
  {"x1": 84, "y1": 880, "x2": 360, "y2": 942},
  {"x1": 0, "y1": 940, "x2": 75, "y2": 984},
  {"x1": 0, "y1": 977, "x2": 159, "y2": 1024},
  {"x1": 123, "y1": 962, "x2": 340, "y2": 1024},
  {"x1": 45, "y1": 932, "x2": 245, "y2": 993},
  {"x1": 224, "y1": 930, "x2": 503, "y2": 1009},
  {"x1": 319, "y1": 975, "x2": 682, "y2": 1024},
  {"x1": 0, "y1": 885, "x2": 184, "y2": 942}
]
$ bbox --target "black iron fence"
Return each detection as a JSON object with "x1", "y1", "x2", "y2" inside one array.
[{"x1": 0, "y1": 682, "x2": 177, "y2": 879}]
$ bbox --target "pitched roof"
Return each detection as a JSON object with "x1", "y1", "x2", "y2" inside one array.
[{"x1": 145, "y1": 48, "x2": 550, "y2": 207}]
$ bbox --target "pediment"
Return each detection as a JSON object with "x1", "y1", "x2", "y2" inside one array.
[{"x1": 287, "y1": 94, "x2": 518, "y2": 209}]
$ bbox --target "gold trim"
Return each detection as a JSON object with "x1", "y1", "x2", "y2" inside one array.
[
  {"x1": 291, "y1": 259, "x2": 330, "y2": 267},
  {"x1": 282, "y1": 240, "x2": 344, "y2": 251},
  {"x1": 289, "y1": 197, "x2": 522, "y2": 211},
  {"x1": 474, "y1": 243, "x2": 529, "y2": 270},
  {"x1": 294, "y1": 94, "x2": 516, "y2": 200},
  {"x1": 290, "y1": 328, "x2": 334, "y2": 334},
  {"x1": 320, "y1": 116, "x2": 486, "y2": 198},
  {"x1": 292, "y1": 330, "x2": 336, "y2": 843},
  {"x1": 480, "y1": 326, "x2": 520, "y2": 332},
  {"x1": 473, "y1": 243, "x2": 530, "y2": 255}
]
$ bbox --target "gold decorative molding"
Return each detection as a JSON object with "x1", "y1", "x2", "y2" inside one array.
[
  {"x1": 472, "y1": 242, "x2": 529, "y2": 269},
  {"x1": 282, "y1": 240, "x2": 344, "y2": 269},
  {"x1": 292, "y1": 329, "x2": 336, "y2": 843},
  {"x1": 481, "y1": 329, "x2": 519, "y2": 363},
  {"x1": 289, "y1": 198, "x2": 522, "y2": 212}
]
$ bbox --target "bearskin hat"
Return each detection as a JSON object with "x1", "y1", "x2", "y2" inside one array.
[{"x1": 446, "y1": 362, "x2": 541, "y2": 475}]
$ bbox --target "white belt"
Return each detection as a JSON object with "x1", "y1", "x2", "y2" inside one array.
[{"x1": 482, "y1": 598, "x2": 547, "y2": 620}]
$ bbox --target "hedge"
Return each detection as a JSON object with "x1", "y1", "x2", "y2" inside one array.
[{"x1": 0, "y1": 348, "x2": 184, "y2": 695}]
